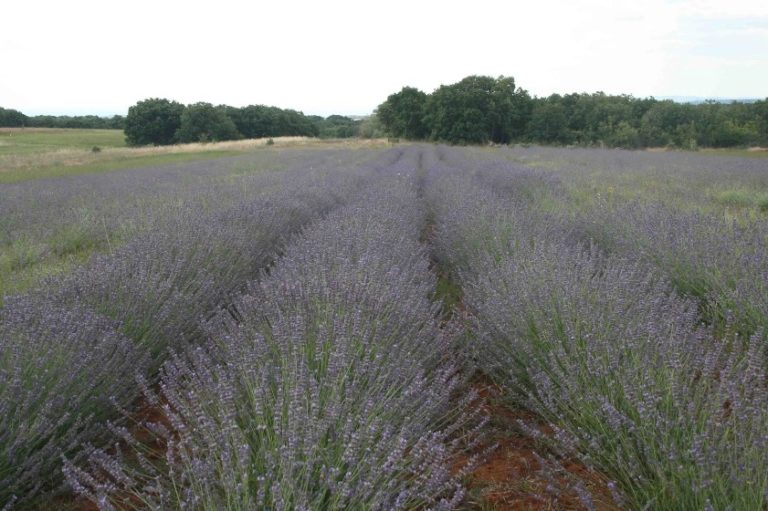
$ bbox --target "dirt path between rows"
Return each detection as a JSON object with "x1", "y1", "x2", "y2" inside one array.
[{"x1": 456, "y1": 374, "x2": 620, "y2": 510}]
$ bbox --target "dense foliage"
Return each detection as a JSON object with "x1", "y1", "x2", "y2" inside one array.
[
  {"x1": 122, "y1": 100, "x2": 365, "y2": 146},
  {"x1": 312, "y1": 114, "x2": 362, "y2": 138},
  {"x1": 376, "y1": 86, "x2": 429, "y2": 140},
  {"x1": 227, "y1": 104, "x2": 319, "y2": 139},
  {"x1": 377, "y1": 77, "x2": 768, "y2": 148},
  {"x1": 1, "y1": 104, "x2": 365, "y2": 145},
  {"x1": 175, "y1": 102, "x2": 241, "y2": 143},
  {"x1": 124, "y1": 98, "x2": 185, "y2": 146},
  {"x1": 0, "y1": 107, "x2": 125, "y2": 129},
  {"x1": 0, "y1": 107, "x2": 28, "y2": 127}
]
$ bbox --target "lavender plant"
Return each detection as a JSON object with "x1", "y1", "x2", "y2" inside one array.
[
  {"x1": 0, "y1": 149, "x2": 402, "y2": 508},
  {"x1": 480, "y1": 144, "x2": 768, "y2": 339},
  {"x1": 0, "y1": 148, "x2": 381, "y2": 298},
  {"x1": 66, "y1": 159, "x2": 482, "y2": 510},
  {"x1": 603, "y1": 203, "x2": 768, "y2": 338},
  {"x1": 426, "y1": 148, "x2": 768, "y2": 510},
  {"x1": 46, "y1": 149, "x2": 394, "y2": 367},
  {"x1": 0, "y1": 296, "x2": 148, "y2": 508}
]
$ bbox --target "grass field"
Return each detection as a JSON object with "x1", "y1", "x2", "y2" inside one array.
[
  {"x1": 0, "y1": 127, "x2": 126, "y2": 153},
  {"x1": 0, "y1": 128, "x2": 386, "y2": 183}
]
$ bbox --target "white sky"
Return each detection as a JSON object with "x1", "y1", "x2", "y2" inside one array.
[{"x1": 1, "y1": 0, "x2": 767, "y2": 117}]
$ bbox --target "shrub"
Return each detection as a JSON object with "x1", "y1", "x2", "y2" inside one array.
[{"x1": 0, "y1": 296, "x2": 147, "y2": 507}]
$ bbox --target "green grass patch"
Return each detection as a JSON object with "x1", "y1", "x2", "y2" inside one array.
[
  {"x1": 713, "y1": 188, "x2": 768, "y2": 211},
  {"x1": 0, "y1": 255, "x2": 83, "y2": 306},
  {"x1": 434, "y1": 271, "x2": 464, "y2": 318},
  {"x1": 0, "y1": 128, "x2": 125, "y2": 155},
  {"x1": 699, "y1": 148, "x2": 768, "y2": 158},
  {"x1": 0, "y1": 150, "x2": 243, "y2": 184}
]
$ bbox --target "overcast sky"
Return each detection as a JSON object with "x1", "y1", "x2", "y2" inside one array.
[{"x1": 2, "y1": 0, "x2": 766, "y2": 117}]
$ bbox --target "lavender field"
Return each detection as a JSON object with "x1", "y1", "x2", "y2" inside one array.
[{"x1": 1, "y1": 145, "x2": 767, "y2": 510}]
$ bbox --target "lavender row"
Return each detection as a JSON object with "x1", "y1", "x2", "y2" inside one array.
[
  {"x1": 0, "y1": 149, "x2": 359, "y2": 247},
  {"x1": 439, "y1": 145, "x2": 768, "y2": 340},
  {"x1": 458, "y1": 145, "x2": 768, "y2": 341},
  {"x1": 585, "y1": 202, "x2": 768, "y2": 338},
  {"x1": 493, "y1": 145, "x2": 768, "y2": 209},
  {"x1": 66, "y1": 148, "x2": 481, "y2": 510},
  {"x1": 0, "y1": 149, "x2": 371, "y2": 300},
  {"x1": 0, "y1": 149, "x2": 399, "y2": 508},
  {"x1": 425, "y1": 148, "x2": 768, "y2": 510}
]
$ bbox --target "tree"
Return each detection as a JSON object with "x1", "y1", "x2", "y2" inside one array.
[
  {"x1": 605, "y1": 121, "x2": 641, "y2": 149},
  {"x1": 175, "y1": 103, "x2": 241, "y2": 143},
  {"x1": 358, "y1": 114, "x2": 384, "y2": 139},
  {"x1": 487, "y1": 77, "x2": 532, "y2": 143},
  {"x1": 228, "y1": 105, "x2": 318, "y2": 139},
  {"x1": 755, "y1": 99, "x2": 768, "y2": 145},
  {"x1": 376, "y1": 86, "x2": 429, "y2": 139},
  {"x1": 424, "y1": 76, "x2": 496, "y2": 144},
  {"x1": 421, "y1": 75, "x2": 530, "y2": 145},
  {"x1": 639, "y1": 101, "x2": 697, "y2": 147},
  {"x1": 0, "y1": 107, "x2": 28, "y2": 127},
  {"x1": 124, "y1": 98, "x2": 184, "y2": 146},
  {"x1": 314, "y1": 115, "x2": 360, "y2": 138},
  {"x1": 527, "y1": 96, "x2": 570, "y2": 144}
]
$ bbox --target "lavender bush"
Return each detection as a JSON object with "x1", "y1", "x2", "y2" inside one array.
[
  {"x1": 0, "y1": 296, "x2": 148, "y2": 507},
  {"x1": 482, "y1": 144, "x2": 768, "y2": 339},
  {"x1": 43, "y1": 149, "x2": 394, "y2": 367},
  {"x1": 426, "y1": 147, "x2": 768, "y2": 510},
  {"x1": 601, "y1": 203, "x2": 768, "y2": 338},
  {"x1": 7, "y1": 142, "x2": 765, "y2": 510},
  {"x1": 67, "y1": 158, "x2": 482, "y2": 510},
  {"x1": 0, "y1": 148, "x2": 380, "y2": 298},
  {"x1": 0, "y1": 148, "x2": 402, "y2": 508}
]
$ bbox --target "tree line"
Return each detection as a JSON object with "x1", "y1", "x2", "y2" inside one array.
[
  {"x1": 0, "y1": 107, "x2": 126, "y2": 129},
  {"x1": 123, "y1": 99, "x2": 378, "y2": 145},
  {"x1": 1, "y1": 101, "x2": 376, "y2": 145},
  {"x1": 377, "y1": 76, "x2": 768, "y2": 148}
]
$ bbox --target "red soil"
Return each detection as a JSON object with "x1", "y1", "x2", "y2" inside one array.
[
  {"x1": 459, "y1": 375, "x2": 620, "y2": 511},
  {"x1": 48, "y1": 394, "x2": 173, "y2": 511}
]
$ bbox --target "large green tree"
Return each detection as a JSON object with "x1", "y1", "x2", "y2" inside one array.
[
  {"x1": 124, "y1": 98, "x2": 184, "y2": 146},
  {"x1": 376, "y1": 86, "x2": 429, "y2": 140},
  {"x1": 228, "y1": 105, "x2": 318, "y2": 139},
  {"x1": 424, "y1": 76, "x2": 495, "y2": 144},
  {"x1": 175, "y1": 103, "x2": 241, "y2": 143},
  {"x1": 487, "y1": 76, "x2": 533, "y2": 143},
  {"x1": 423, "y1": 75, "x2": 531, "y2": 144},
  {"x1": 0, "y1": 107, "x2": 28, "y2": 127},
  {"x1": 527, "y1": 96, "x2": 570, "y2": 144}
]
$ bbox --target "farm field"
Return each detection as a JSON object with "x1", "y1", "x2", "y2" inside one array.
[
  {"x1": 1, "y1": 143, "x2": 768, "y2": 510},
  {"x1": 0, "y1": 128, "x2": 353, "y2": 184}
]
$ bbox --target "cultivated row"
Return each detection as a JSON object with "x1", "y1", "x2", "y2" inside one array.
[
  {"x1": 425, "y1": 147, "x2": 768, "y2": 510},
  {"x1": 0, "y1": 149, "x2": 400, "y2": 508},
  {"x1": 65, "y1": 147, "x2": 481, "y2": 510}
]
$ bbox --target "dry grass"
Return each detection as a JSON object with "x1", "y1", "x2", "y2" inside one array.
[
  {"x1": 0, "y1": 136, "x2": 309, "y2": 174},
  {"x1": 0, "y1": 132, "x2": 393, "y2": 182}
]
